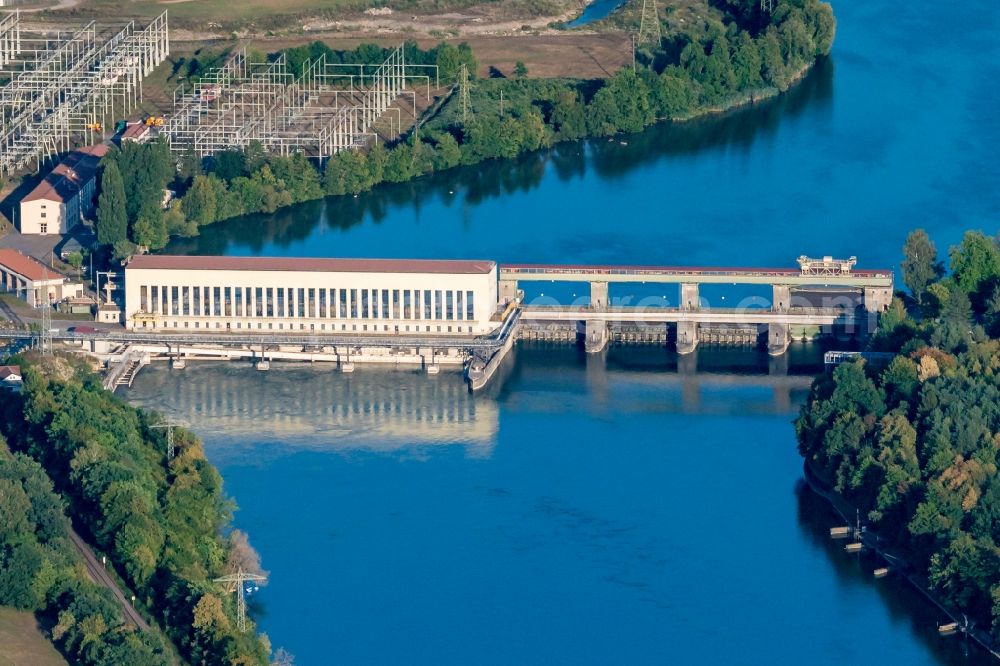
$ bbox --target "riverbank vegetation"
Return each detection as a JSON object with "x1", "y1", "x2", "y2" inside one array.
[
  {"x1": 94, "y1": 0, "x2": 833, "y2": 258},
  {"x1": 0, "y1": 434, "x2": 170, "y2": 665},
  {"x1": 0, "y1": 354, "x2": 274, "y2": 665},
  {"x1": 796, "y1": 229, "x2": 1000, "y2": 645}
]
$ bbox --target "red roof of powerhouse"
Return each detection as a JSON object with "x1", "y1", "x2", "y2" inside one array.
[
  {"x1": 126, "y1": 255, "x2": 497, "y2": 275},
  {"x1": 0, "y1": 249, "x2": 60, "y2": 281}
]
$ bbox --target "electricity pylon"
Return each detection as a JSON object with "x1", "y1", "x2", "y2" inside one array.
[
  {"x1": 638, "y1": 0, "x2": 661, "y2": 48},
  {"x1": 761, "y1": 0, "x2": 775, "y2": 12},
  {"x1": 151, "y1": 419, "x2": 183, "y2": 461},
  {"x1": 213, "y1": 568, "x2": 267, "y2": 632},
  {"x1": 458, "y1": 63, "x2": 471, "y2": 122}
]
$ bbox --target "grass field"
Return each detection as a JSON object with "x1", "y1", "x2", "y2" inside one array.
[
  {"x1": 0, "y1": 607, "x2": 66, "y2": 666},
  {"x1": 55, "y1": 0, "x2": 583, "y2": 30}
]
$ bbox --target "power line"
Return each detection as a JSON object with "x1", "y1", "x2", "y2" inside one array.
[
  {"x1": 638, "y1": 0, "x2": 661, "y2": 48},
  {"x1": 213, "y1": 568, "x2": 267, "y2": 632}
]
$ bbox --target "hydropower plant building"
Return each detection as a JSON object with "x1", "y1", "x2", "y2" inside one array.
[{"x1": 123, "y1": 256, "x2": 500, "y2": 335}]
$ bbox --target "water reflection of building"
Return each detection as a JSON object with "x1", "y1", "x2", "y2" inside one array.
[{"x1": 124, "y1": 365, "x2": 498, "y2": 458}]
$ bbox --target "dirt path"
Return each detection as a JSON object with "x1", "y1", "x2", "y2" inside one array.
[
  {"x1": 16, "y1": 0, "x2": 82, "y2": 13},
  {"x1": 67, "y1": 527, "x2": 151, "y2": 631}
]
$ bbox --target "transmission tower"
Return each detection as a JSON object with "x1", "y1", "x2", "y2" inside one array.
[
  {"x1": 638, "y1": 0, "x2": 662, "y2": 48},
  {"x1": 39, "y1": 268, "x2": 52, "y2": 355},
  {"x1": 458, "y1": 63, "x2": 471, "y2": 123},
  {"x1": 151, "y1": 419, "x2": 183, "y2": 461},
  {"x1": 760, "y1": 0, "x2": 775, "y2": 13},
  {"x1": 213, "y1": 568, "x2": 267, "y2": 632}
]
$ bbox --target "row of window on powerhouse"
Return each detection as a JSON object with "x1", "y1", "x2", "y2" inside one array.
[{"x1": 137, "y1": 285, "x2": 478, "y2": 321}]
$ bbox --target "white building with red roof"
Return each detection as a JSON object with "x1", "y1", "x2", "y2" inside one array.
[
  {"x1": 0, "y1": 249, "x2": 83, "y2": 307},
  {"x1": 0, "y1": 365, "x2": 22, "y2": 386},
  {"x1": 19, "y1": 144, "x2": 109, "y2": 235},
  {"x1": 124, "y1": 255, "x2": 500, "y2": 335}
]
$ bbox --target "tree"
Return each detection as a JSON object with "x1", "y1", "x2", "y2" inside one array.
[
  {"x1": 949, "y1": 230, "x2": 1000, "y2": 302},
  {"x1": 758, "y1": 27, "x2": 787, "y2": 89},
  {"x1": 432, "y1": 133, "x2": 462, "y2": 170},
  {"x1": 182, "y1": 175, "x2": 220, "y2": 226},
  {"x1": 587, "y1": 69, "x2": 654, "y2": 135},
  {"x1": 731, "y1": 31, "x2": 763, "y2": 90},
  {"x1": 804, "y1": 0, "x2": 837, "y2": 56},
  {"x1": 178, "y1": 148, "x2": 203, "y2": 185},
  {"x1": 95, "y1": 161, "x2": 127, "y2": 247},
  {"x1": 435, "y1": 43, "x2": 462, "y2": 83},
  {"x1": 902, "y1": 229, "x2": 942, "y2": 303},
  {"x1": 514, "y1": 61, "x2": 528, "y2": 78},
  {"x1": 114, "y1": 140, "x2": 174, "y2": 225},
  {"x1": 550, "y1": 89, "x2": 588, "y2": 138},
  {"x1": 131, "y1": 207, "x2": 169, "y2": 250},
  {"x1": 932, "y1": 283, "x2": 973, "y2": 352},
  {"x1": 65, "y1": 252, "x2": 83, "y2": 275},
  {"x1": 212, "y1": 149, "x2": 247, "y2": 182},
  {"x1": 777, "y1": 14, "x2": 814, "y2": 65}
]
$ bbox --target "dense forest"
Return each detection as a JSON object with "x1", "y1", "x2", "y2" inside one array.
[
  {"x1": 94, "y1": 0, "x2": 833, "y2": 257},
  {"x1": 0, "y1": 355, "x2": 273, "y2": 665},
  {"x1": 0, "y1": 436, "x2": 172, "y2": 664},
  {"x1": 796, "y1": 229, "x2": 1000, "y2": 645}
]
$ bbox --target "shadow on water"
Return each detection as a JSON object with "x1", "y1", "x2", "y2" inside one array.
[
  {"x1": 167, "y1": 59, "x2": 834, "y2": 257},
  {"x1": 795, "y1": 482, "x2": 994, "y2": 665}
]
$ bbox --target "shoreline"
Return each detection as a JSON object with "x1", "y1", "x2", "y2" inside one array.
[
  {"x1": 670, "y1": 61, "x2": 815, "y2": 124},
  {"x1": 801, "y1": 460, "x2": 1000, "y2": 660}
]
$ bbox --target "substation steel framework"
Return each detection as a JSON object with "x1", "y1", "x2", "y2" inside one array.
[
  {"x1": 166, "y1": 45, "x2": 428, "y2": 160},
  {"x1": 0, "y1": 11, "x2": 169, "y2": 177}
]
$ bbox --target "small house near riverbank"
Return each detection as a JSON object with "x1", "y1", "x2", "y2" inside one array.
[{"x1": 0, "y1": 365, "x2": 22, "y2": 390}]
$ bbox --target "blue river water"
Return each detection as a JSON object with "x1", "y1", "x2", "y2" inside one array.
[
  {"x1": 563, "y1": 0, "x2": 627, "y2": 28},
  {"x1": 144, "y1": 0, "x2": 1000, "y2": 663}
]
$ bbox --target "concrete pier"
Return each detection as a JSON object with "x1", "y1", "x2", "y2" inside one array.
[
  {"x1": 584, "y1": 319, "x2": 609, "y2": 353},
  {"x1": 767, "y1": 322, "x2": 790, "y2": 356},
  {"x1": 676, "y1": 320, "x2": 699, "y2": 355},
  {"x1": 772, "y1": 284, "x2": 791, "y2": 311},
  {"x1": 590, "y1": 281, "x2": 609, "y2": 309},
  {"x1": 681, "y1": 283, "x2": 700, "y2": 310}
]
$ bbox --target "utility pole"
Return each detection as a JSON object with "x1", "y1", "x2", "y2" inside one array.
[
  {"x1": 458, "y1": 63, "x2": 471, "y2": 123},
  {"x1": 213, "y1": 568, "x2": 267, "y2": 632},
  {"x1": 95, "y1": 270, "x2": 116, "y2": 305},
  {"x1": 638, "y1": 0, "x2": 661, "y2": 48},
  {"x1": 39, "y1": 268, "x2": 52, "y2": 356},
  {"x1": 151, "y1": 419, "x2": 182, "y2": 461}
]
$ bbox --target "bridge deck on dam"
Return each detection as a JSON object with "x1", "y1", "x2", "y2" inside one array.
[
  {"x1": 520, "y1": 305, "x2": 862, "y2": 324},
  {"x1": 500, "y1": 264, "x2": 893, "y2": 287}
]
